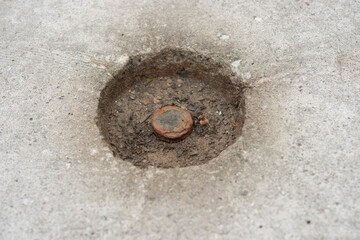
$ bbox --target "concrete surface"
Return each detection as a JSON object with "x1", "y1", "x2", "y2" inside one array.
[{"x1": 1, "y1": 0, "x2": 359, "y2": 239}]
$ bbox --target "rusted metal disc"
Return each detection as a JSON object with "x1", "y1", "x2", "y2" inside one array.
[{"x1": 151, "y1": 106, "x2": 193, "y2": 142}]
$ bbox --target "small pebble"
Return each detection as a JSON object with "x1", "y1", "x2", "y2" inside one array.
[
  {"x1": 218, "y1": 34, "x2": 230, "y2": 40},
  {"x1": 140, "y1": 99, "x2": 149, "y2": 105},
  {"x1": 153, "y1": 97, "x2": 161, "y2": 104},
  {"x1": 200, "y1": 119, "x2": 209, "y2": 126},
  {"x1": 198, "y1": 87, "x2": 205, "y2": 92},
  {"x1": 187, "y1": 104, "x2": 196, "y2": 112},
  {"x1": 189, "y1": 152, "x2": 198, "y2": 157},
  {"x1": 176, "y1": 150, "x2": 183, "y2": 158}
]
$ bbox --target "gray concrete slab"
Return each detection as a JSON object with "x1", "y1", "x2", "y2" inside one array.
[{"x1": 0, "y1": 0, "x2": 359, "y2": 239}]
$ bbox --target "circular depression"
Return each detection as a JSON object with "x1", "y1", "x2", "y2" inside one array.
[{"x1": 97, "y1": 48, "x2": 245, "y2": 168}]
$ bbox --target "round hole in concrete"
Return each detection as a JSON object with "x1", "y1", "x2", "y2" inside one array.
[{"x1": 97, "y1": 48, "x2": 245, "y2": 168}]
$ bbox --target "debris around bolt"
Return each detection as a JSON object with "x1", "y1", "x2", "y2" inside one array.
[{"x1": 104, "y1": 75, "x2": 243, "y2": 168}]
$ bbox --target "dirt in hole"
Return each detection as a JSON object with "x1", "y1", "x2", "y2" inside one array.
[{"x1": 105, "y1": 76, "x2": 243, "y2": 168}]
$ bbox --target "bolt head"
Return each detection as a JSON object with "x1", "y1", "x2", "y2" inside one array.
[{"x1": 151, "y1": 106, "x2": 193, "y2": 142}]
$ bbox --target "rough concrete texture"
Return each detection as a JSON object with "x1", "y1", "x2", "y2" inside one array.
[{"x1": 1, "y1": 0, "x2": 359, "y2": 239}]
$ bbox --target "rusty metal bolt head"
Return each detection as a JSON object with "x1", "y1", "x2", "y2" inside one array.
[{"x1": 151, "y1": 106, "x2": 193, "y2": 142}]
